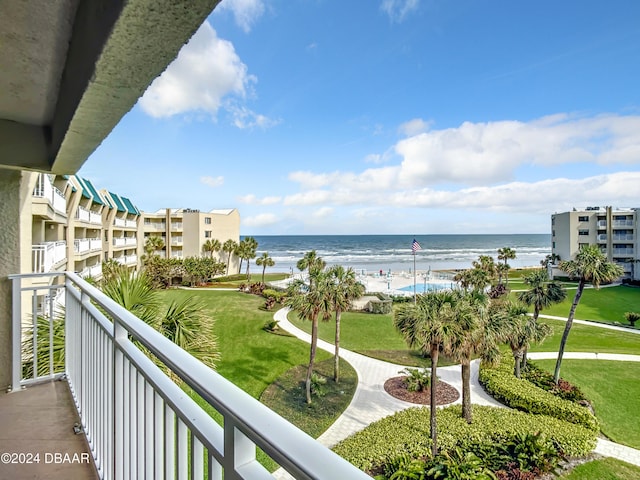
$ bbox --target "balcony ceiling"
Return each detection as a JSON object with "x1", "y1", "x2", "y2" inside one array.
[{"x1": 0, "y1": 0, "x2": 220, "y2": 174}]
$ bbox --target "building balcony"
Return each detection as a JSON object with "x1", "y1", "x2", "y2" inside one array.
[
  {"x1": 612, "y1": 234, "x2": 634, "y2": 242},
  {"x1": 171, "y1": 236, "x2": 183, "y2": 245},
  {"x1": 612, "y1": 248, "x2": 634, "y2": 256},
  {"x1": 79, "y1": 263, "x2": 103, "y2": 279},
  {"x1": 597, "y1": 220, "x2": 607, "y2": 228},
  {"x1": 612, "y1": 220, "x2": 634, "y2": 227},
  {"x1": 7, "y1": 273, "x2": 367, "y2": 480},
  {"x1": 115, "y1": 254, "x2": 138, "y2": 266},
  {"x1": 32, "y1": 173, "x2": 67, "y2": 218},
  {"x1": 171, "y1": 222, "x2": 183, "y2": 231},
  {"x1": 75, "y1": 205, "x2": 102, "y2": 225},
  {"x1": 144, "y1": 222, "x2": 166, "y2": 231},
  {"x1": 76, "y1": 238, "x2": 102, "y2": 254},
  {"x1": 113, "y1": 218, "x2": 138, "y2": 229},
  {"x1": 32, "y1": 241, "x2": 66, "y2": 273},
  {"x1": 597, "y1": 234, "x2": 607, "y2": 242},
  {"x1": 113, "y1": 237, "x2": 137, "y2": 248}
]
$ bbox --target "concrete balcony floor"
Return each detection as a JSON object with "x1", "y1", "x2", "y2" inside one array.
[{"x1": 0, "y1": 380, "x2": 98, "y2": 479}]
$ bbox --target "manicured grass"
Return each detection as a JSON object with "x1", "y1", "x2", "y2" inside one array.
[
  {"x1": 533, "y1": 359, "x2": 640, "y2": 450},
  {"x1": 559, "y1": 457, "x2": 640, "y2": 479},
  {"x1": 524, "y1": 285, "x2": 640, "y2": 327},
  {"x1": 289, "y1": 310, "x2": 436, "y2": 367},
  {"x1": 260, "y1": 358, "x2": 357, "y2": 439},
  {"x1": 206, "y1": 272, "x2": 289, "y2": 288},
  {"x1": 532, "y1": 318, "x2": 640, "y2": 355}
]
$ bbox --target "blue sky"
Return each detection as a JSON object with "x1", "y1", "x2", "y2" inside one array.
[{"x1": 80, "y1": 0, "x2": 640, "y2": 235}]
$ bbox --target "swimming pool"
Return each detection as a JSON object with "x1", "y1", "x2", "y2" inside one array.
[{"x1": 398, "y1": 282, "x2": 457, "y2": 293}]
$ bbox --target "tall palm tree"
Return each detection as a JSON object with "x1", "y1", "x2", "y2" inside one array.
[
  {"x1": 327, "y1": 265, "x2": 365, "y2": 383},
  {"x1": 242, "y1": 236, "x2": 258, "y2": 278},
  {"x1": 256, "y1": 252, "x2": 275, "y2": 284},
  {"x1": 497, "y1": 247, "x2": 516, "y2": 287},
  {"x1": 285, "y1": 269, "x2": 333, "y2": 404},
  {"x1": 297, "y1": 250, "x2": 326, "y2": 287},
  {"x1": 222, "y1": 239, "x2": 238, "y2": 275},
  {"x1": 202, "y1": 238, "x2": 221, "y2": 258},
  {"x1": 394, "y1": 290, "x2": 459, "y2": 456},
  {"x1": 553, "y1": 244, "x2": 623, "y2": 383},
  {"x1": 492, "y1": 300, "x2": 552, "y2": 377},
  {"x1": 516, "y1": 269, "x2": 566, "y2": 369},
  {"x1": 144, "y1": 235, "x2": 165, "y2": 262}
]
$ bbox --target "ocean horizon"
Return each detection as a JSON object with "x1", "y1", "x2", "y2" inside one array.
[{"x1": 246, "y1": 234, "x2": 551, "y2": 274}]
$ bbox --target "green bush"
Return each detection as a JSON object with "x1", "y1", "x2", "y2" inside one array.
[
  {"x1": 522, "y1": 362, "x2": 588, "y2": 403},
  {"x1": 479, "y1": 357, "x2": 598, "y2": 431},
  {"x1": 212, "y1": 274, "x2": 247, "y2": 282},
  {"x1": 624, "y1": 311, "x2": 639, "y2": 327},
  {"x1": 400, "y1": 367, "x2": 433, "y2": 392},
  {"x1": 332, "y1": 405, "x2": 596, "y2": 474},
  {"x1": 263, "y1": 288, "x2": 287, "y2": 303}
]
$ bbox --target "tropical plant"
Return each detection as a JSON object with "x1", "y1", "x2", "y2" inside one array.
[
  {"x1": 399, "y1": 367, "x2": 432, "y2": 392},
  {"x1": 516, "y1": 269, "x2": 566, "y2": 368},
  {"x1": 540, "y1": 253, "x2": 560, "y2": 268},
  {"x1": 394, "y1": 290, "x2": 460, "y2": 455},
  {"x1": 143, "y1": 255, "x2": 184, "y2": 289},
  {"x1": 256, "y1": 252, "x2": 275, "y2": 284},
  {"x1": 285, "y1": 267, "x2": 333, "y2": 404},
  {"x1": 21, "y1": 312, "x2": 65, "y2": 379},
  {"x1": 296, "y1": 250, "x2": 326, "y2": 288},
  {"x1": 497, "y1": 247, "x2": 516, "y2": 287},
  {"x1": 492, "y1": 300, "x2": 552, "y2": 378},
  {"x1": 202, "y1": 238, "x2": 221, "y2": 258},
  {"x1": 625, "y1": 311, "x2": 640, "y2": 327},
  {"x1": 102, "y1": 258, "x2": 127, "y2": 284},
  {"x1": 222, "y1": 239, "x2": 238, "y2": 276},
  {"x1": 143, "y1": 235, "x2": 165, "y2": 261},
  {"x1": 553, "y1": 244, "x2": 623, "y2": 383},
  {"x1": 182, "y1": 256, "x2": 225, "y2": 286},
  {"x1": 327, "y1": 265, "x2": 364, "y2": 382}
]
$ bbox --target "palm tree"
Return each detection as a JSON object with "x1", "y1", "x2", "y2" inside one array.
[
  {"x1": 144, "y1": 235, "x2": 165, "y2": 262},
  {"x1": 497, "y1": 247, "x2": 516, "y2": 287},
  {"x1": 256, "y1": 252, "x2": 275, "y2": 284},
  {"x1": 553, "y1": 244, "x2": 623, "y2": 383},
  {"x1": 516, "y1": 269, "x2": 566, "y2": 369},
  {"x1": 242, "y1": 237, "x2": 258, "y2": 278},
  {"x1": 394, "y1": 290, "x2": 459, "y2": 456},
  {"x1": 285, "y1": 269, "x2": 333, "y2": 404},
  {"x1": 327, "y1": 265, "x2": 365, "y2": 383},
  {"x1": 493, "y1": 300, "x2": 552, "y2": 377},
  {"x1": 202, "y1": 238, "x2": 221, "y2": 258},
  {"x1": 297, "y1": 250, "x2": 326, "y2": 288},
  {"x1": 222, "y1": 239, "x2": 238, "y2": 275}
]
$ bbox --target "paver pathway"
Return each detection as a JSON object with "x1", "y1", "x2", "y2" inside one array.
[{"x1": 272, "y1": 308, "x2": 640, "y2": 477}]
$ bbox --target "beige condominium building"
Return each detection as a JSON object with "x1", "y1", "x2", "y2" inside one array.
[
  {"x1": 100, "y1": 189, "x2": 140, "y2": 270},
  {"x1": 551, "y1": 206, "x2": 639, "y2": 280},
  {"x1": 140, "y1": 208, "x2": 240, "y2": 272}
]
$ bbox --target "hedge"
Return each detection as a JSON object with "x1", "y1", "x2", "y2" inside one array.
[
  {"x1": 332, "y1": 405, "x2": 597, "y2": 473},
  {"x1": 478, "y1": 357, "x2": 599, "y2": 432}
]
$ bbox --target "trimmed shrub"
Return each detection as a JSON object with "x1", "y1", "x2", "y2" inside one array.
[
  {"x1": 212, "y1": 274, "x2": 247, "y2": 283},
  {"x1": 479, "y1": 357, "x2": 598, "y2": 431},
  {"x1": 333, "y1": 405, "x2": 596, "y2": 474},
  {"x1": 263, "y1": 288, "x2": 287, "y2": 303},
  {"x1": 399, "y1": 367, "x2": 433, "y2": 392},
  {"x1": 522, "y1": 362, "x2": 587, "y2": 403},
  {"x1": 624, "y1": 311, "x2": 639, "y2": 327}
]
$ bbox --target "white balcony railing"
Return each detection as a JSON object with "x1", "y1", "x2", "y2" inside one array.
[
  {"x1": 115, "y1": 254, "x2": 138, "y2": 266},
  {"x1": 612, "y1": 220, "x2": 634, "y2": 227},
  {"x1": 612, "y1": 234, "x2": 634, "y2": 242},
  {"x1": 597, "y1": 234, "x2": 607, "y2": 242},
  {"x1": 114, "y1": 237, "x2": 137, "y2": 247},
  {"x1": 171, "y1": 251, "x2": 183, "y2": 259},
  {"x1": 75, "y1": 205, "x2": 102, "y2": 225},
  {"x1": 33, "y1": 173, "x2": 67, "y2": 216},
  {"x1": 144, "y1": 222, "x2": 166, "y2": 231},
  {"x1": 125, "y1": 219, "x2": 137, "y2": 228},
  {"x1": 597, "y1": 220, "x2": 607, "y2": 228},
  {"x1": 9, "y1": 273, "x2": 368, "y2": 480},
  {"x1": 79, "y1": 264, "x2": 103, "y2": 279},
  {"x1": 32, "y1": 241, "x2": 66, "y2": 273},
  {"x1": 74, "y1": 238, "x2": 90, "y2": 254},
  {"x1": 113, "y1": 217, "x2": 126, "y2": 228},
  {"x1": 612, "y1": 248, "x2": 634, "y2": 256},
  {"x1": 89, "y1": 238, "x2": 102, "y2": 251},
  {"x1": 171, "y1": 222, "x2": 183, "y2": 230},
  {"x1": 172, "y1": 236, "x2": 183, "y2": 245}
]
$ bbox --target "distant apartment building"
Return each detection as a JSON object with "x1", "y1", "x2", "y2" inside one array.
[
  {"x1": 139, "y1": 208, "x2": 240, "y2": 272},
  {"x1": 551, "y1": 206, "x2": 639, "y2": 280}
]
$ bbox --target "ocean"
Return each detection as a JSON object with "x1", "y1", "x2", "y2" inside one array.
[{"x1": 247, "y1": 234, "x2": 551, "y2": 274}]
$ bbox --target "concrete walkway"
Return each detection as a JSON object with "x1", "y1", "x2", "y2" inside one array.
[{"x1": 272, "y1": 307, "x2": 640, "y2": 478}]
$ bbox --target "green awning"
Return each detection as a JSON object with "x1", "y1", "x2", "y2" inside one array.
[
  {"x1": 121, "y1": 196, "x2": 140, "y2": 215},
  {"x1": 103, "y1": 195, "x2": 115, "y2": 210},
  {"x1": 79, "y1": 177, "x2": 104, "y2": 205},
  {"x1": 109, "y1": 192, "x2": 126, "y2": 212}
]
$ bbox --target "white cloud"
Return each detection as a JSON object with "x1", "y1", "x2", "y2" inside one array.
[
  {"x1": 313, "y1": 207, "x2": 334, "y2": 218},
  {"x1": 227, "y1": 104, "x2": 281, "y2": 129},
  {"x1": 243, "y1": 212, "x2": 279, "y2": 228},
  {"x1": 237, "y1": 194, "x2": 281, "y2": 205},
  {"x1": 399, "y1": 118, "x2": 431, "y2": 136},
  {"x1": 200, "y1": 175, "x2": 224, "y2": 187},
  {"x1": 139, "y1": 22, "x2": 256, "y2": 120},
  {"x1": 380, "y1": 0, "x2": 419, "y2": 23},
  {"x1": 217, "y1": 0, "x2": 266, "y2": 33}
]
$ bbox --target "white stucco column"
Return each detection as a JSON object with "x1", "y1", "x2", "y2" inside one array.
[{"x1": 0, "y1": 168, "x2": 31, "y2": 390}]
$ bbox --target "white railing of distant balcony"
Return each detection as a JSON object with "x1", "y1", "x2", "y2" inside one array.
[
  {"x1": 33, "y1": 173, "x2": 67, "y2": 216},
  {"x1": 597, "y1": 220, "x2": 607, "y2": 228},
  {"x1": 597, "y1": 234, "x2": 607, "y2": 242},
  {"x1": 144, "y1": 222, "x2": 166, "y2": 231},
  {"x1": 79, "y1": 264, "x2": 103, "y2": 279},
  {"x1": 74, "y1": 238, "x2": 90, "y2": 254},
  {"x1": 32, "y1": 241, "x2": 66, "y2": 273},
  {"x1": 172, "y1": 236, "x2": 183, "y2": 245},
  {"x1": 113, "y1": 218, "x2": 126, "y2": 228},
  {"x1": 9, "y1": 272, "x2": 369, "y2": 480},
  {"x1": 115, "y1": 255, "x2": 138, "y2": 266},
  {"x1": 613, "y1": 220, "x2": 634, "y2": 227},
  {"x1": 171, "y1": 222, "x2": 183, "y2": 230},
  {"x1": 171, "y1": 251, "x2": 183, "y2": 259},
  {"x1": 75, "y1": 206, "x2": 102, "y2": 225},
  {"x1": 612, "y1": 234, "x2": 635, "y2": 242},
  {"x1": 114, "y1": 237, "x2": 137, "y2": 247},
  {"x1": 612, "y1": 248, "x2": 634, "y2": 256},
  {"x1": 125, "y1": 219, "x2": 137, "y2": 228}
]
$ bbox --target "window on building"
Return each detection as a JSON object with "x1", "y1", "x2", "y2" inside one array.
[
  {"x1": 552, "y1": 230, "x2": 555, "y2": 237},
  {"x1": 578, "y1": 216, "x2": 589, "y2": 222},
  {"x1": 578, "y1": 230, "x2": 589, "y2": 236},
  {"x1": 205, "y1": 217, "x2": 211, "y2": 224},
  {"x1": 552, "y1": 242, "x2": 555, "y2": 248},
  {"x1": 205, "y1": 231, "x2": 212, "y2": 238}
]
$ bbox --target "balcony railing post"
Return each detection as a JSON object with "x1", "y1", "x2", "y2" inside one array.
[
  {"x1": 10, "y1": 276, "x2": 22, "y2": 392},
  {"x1": 113, "y1": 316, "x2": 127, "y2": 480}
]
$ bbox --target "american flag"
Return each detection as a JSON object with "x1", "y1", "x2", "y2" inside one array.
[{"x1": 411, "y1": 239, "x2": 421, "y2": 253}]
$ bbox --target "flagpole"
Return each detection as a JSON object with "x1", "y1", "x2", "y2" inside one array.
[{"x1": 413, "y1": 250, "x2": 417, "y2": 304}]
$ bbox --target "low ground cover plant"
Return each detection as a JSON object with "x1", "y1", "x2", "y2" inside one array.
[
  {"x1": 333, "y1": 405, "x2": 596, "y2": 475},
  {"x1": 522, "y1": 362, "x2": 588, "y2": 404},
  {"x1": 400, "y1": 367, "x2": 433, "y2": 392},
  {"x1": 478, "y1": 357, "x2": 598, "y2": 431}
]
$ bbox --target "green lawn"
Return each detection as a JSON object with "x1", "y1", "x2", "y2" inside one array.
[
  {"x1": 521, "y1": 285, "x2": 640, "y2": 327},
  {"x1": 289, "y1": 310, "x2": 434, "y2": 367},
  {"x1": 533, "y1": 360, "x2": 640, "y2": 450},
  {"x1": 559, "y1": 458, "x2": 640, "y2": 479},
  {"x1": 531, "y1": 318, "x2": 640, "y2": 354}
]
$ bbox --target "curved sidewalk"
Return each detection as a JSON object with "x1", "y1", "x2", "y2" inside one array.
[{"x1": 273, "y1": 307, "x2": 640, "y2": 476}]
